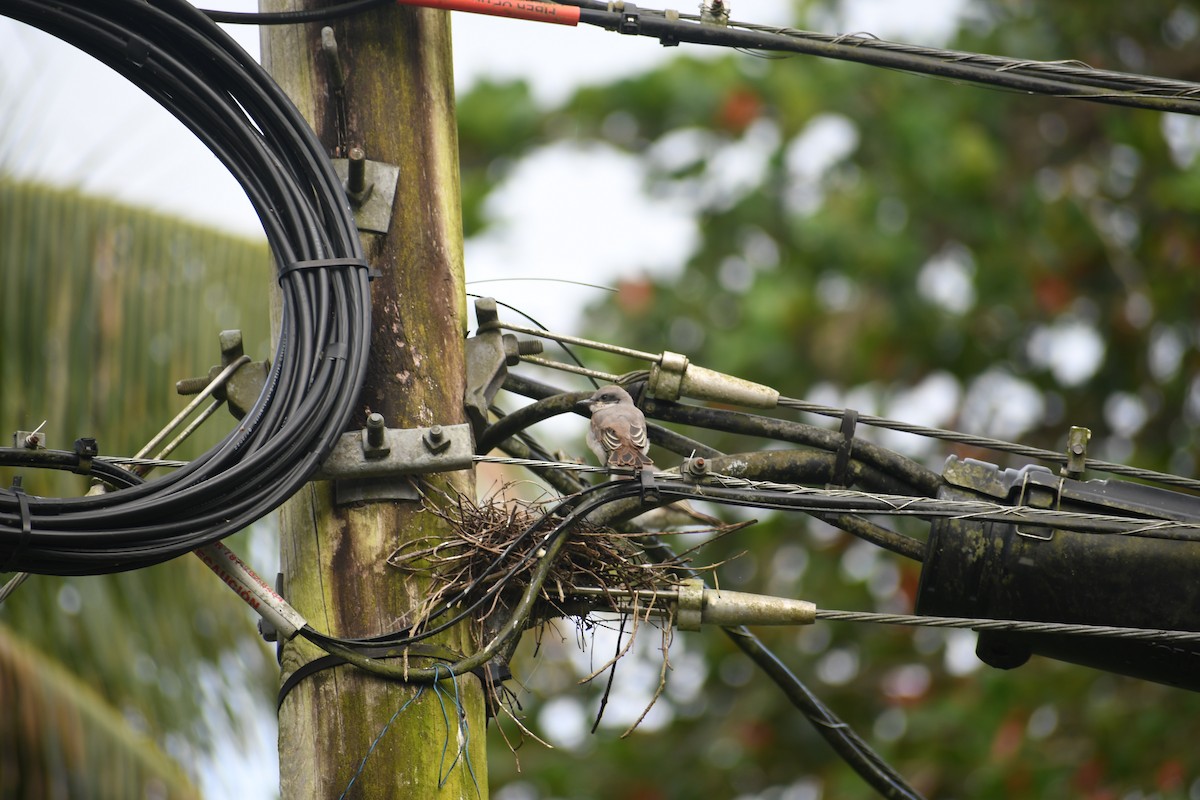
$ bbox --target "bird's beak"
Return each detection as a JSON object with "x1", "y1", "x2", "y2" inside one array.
[{"x1": 575, "y1": 398, "x2": 593, "y2": 412}]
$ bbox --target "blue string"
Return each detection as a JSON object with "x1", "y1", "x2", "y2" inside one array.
[
  {"x1": 337, "y1": 686, "x2": 425, "y2": 800},
  {"x1": 432, "y1": 665, "x2": 459, "y2": 786},
  {"x1": 432, "y1": 665, "x2": 482, "y2": 798}
]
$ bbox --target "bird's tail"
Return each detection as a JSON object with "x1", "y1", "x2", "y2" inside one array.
[{"x1": 609, "y1": 446, "x2": 654, "y2": 469}]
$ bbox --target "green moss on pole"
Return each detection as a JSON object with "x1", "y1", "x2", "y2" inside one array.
[{"x1": 260, "y1": 5, "x2": 484, "y2": 798}]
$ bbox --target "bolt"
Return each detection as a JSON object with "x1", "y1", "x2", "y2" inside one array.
[
  {"x1": 176, "y1": 376, "x2": 210, "y2": 396},
  {"x1": 682, "y1": 455, "x2": 709, "y2": 480},
  {"x1": 218, "y1": 330, "x2": 245, "y2": 363},
  {"x1": 516, "y1": 339, "x2": 543, "y2": 356},
  {"x1": 366, "y1": 413, "x2": 386, "y2": 448},
  {"x1": 348, "y1": 147, "x2": 367, "y2": 195},
  {"x1": 423, "y1": 424, "x2": 450, "y2": 454},
  {"x1": 320, "y1": 26, "x2": 345, "y2": 92}
]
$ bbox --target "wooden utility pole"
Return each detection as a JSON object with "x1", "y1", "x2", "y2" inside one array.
[{"x1": 260, "y1": 5, "x2": 485, "y2": 798}]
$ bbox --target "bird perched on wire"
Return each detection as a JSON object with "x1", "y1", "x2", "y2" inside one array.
[{"x1": 577, "y1": 385, "x2": 653, "y2": 471}]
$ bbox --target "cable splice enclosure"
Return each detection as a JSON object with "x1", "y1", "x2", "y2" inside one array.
[{"x1": 917, "y1": 456, "x2": 1200, "y2": 691}]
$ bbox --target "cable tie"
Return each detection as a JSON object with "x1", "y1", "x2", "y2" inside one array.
[
  {"x1": 278, "y1": 654, "x2": 344, "y2": 711},
  {"x1": 73, "y1": 437, "x2": 98, "y2": 477},
  {"x1": 639, "y1": 464, "x2": 660, "y2": 505},
  {"x1": 2, "y1": 481, "x2": 32, "y2": 575},
  {"x1": 617, "y1": 3, "x2": 641, "y2": 35},
  {"x1": 277, "y1": 257, "x2": 375, "y2": 285},
  {"x1": 276, "y1": 643, "x2": 468, "y2": 710},
  {"x1": 324, "y1": 342, "x2": 349, "y2": 361},
  {"x1": 829, "y1": 409, "x2": 858, "y2": 488}
]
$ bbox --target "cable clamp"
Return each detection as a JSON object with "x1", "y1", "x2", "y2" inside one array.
[
  {"x1": 700, "y1": 0, "x2": 730, "y2": 27},
  {"x1": 315, "y1": 422, "x2": 476, "y2": 504},
  {"x1": 1062, "y1": 425, "x2": 1091, "y2": 479}
]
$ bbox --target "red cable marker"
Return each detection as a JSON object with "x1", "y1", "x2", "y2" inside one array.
[{"x1": 395, "y1": 0, "x2": 582, "y2": 25}]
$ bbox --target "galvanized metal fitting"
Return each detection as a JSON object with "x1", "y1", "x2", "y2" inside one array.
[
  {"x1": 1062, "y1": 425, "x2": 1091, "y2": 479},
  {"x1": 647, "y1": 349, "x2": 779, "y2": 408},
  {"x1": 681, "y1": 456, "x2": 710, "y2": 481},
  {"x1": 675, "y1": 578, "x2": 816, "y2": 631}
]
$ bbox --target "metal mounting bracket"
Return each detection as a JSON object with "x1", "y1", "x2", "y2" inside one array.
[
  {"x1": 464, "y1": 297, "x2": 542, "y2": 442},
  {"x1": 176, "y1": 330, "x2": 269, "y2": 420},
  {"x1": 314, "y1": 420, "x2": 475, "y2": 504},
  {"x1": 315, "y1": 422, "x2": 474, "y2": 480},
  {"x1": 332, "y1": 150, "x2": 400, "y2": 234}
]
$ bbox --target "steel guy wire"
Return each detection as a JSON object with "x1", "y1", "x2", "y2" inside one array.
[{"x1": 813, "y1": 609, "x2": 1200, "y2": 645}]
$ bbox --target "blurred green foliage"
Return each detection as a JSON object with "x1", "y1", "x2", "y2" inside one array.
[
  {"x1": 461, "y1": 2, "x2": 1200, "y2": 797},
  {"x1": 0, "y1": 178, "x2": 275, "y2": 793}
]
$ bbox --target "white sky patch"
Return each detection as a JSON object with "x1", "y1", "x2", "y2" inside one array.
[
  {"x1": 815, "y1": 271, "x2": 861, "y2": 312},
  {"x1": 698, "y1": 119, "x2": 781, "y2": 211},
  {"x1": 944, "y1": 629, "x2": 981, "y2": 676},
  {"x1": 647, "y1": 126, "x2": 711, "y2": 174},
  {"x1": 960, "y1": 368, "x2": 1045, "y2": 440},
  {"x1": 648, "y1": 120, "x2": 782, "y2": 213},
  {"x1": 1104, "y1": 391, "x2": 1148, "y2": 438},
  {"x1": 879, "y1": 371, "x2": 962, "y2": 457},
  {"x1": 0, "y1": 15, "x2": 263, "y2": 238},
  {"x1": 1149, "y1": 324, "x2": 1186, "y2": 382},
  {"x1": 827, "y1": 0, "x2": 969, "y2": 44},
  {"x1": 1161, "y1": 112, "x2": 1200, "y2": 169},
  {"x1": 559, "y1": 620, "x2": 676, "y2": 733},
  {"x1": 466, "y1": 140, "x2": 698, "y2": 333},
  {"x1": 1027, "y1": 319, "x2": 1106, "y2": 386},
  {"x1": 784, "y1": 113, "x2": 860, "y2": 216},
  {"x1": 537, "y1": 695, "x2": 590, "y2": 750},
  {"x1": 916, "y1": 242, "x2": 976, "y2": 315}
]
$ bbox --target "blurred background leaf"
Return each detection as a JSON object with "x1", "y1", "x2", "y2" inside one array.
[
  {"x1": 0, "y1": 177, "x2": 276, "y2": 793},
  {"x1": 462, "y1": 2, "x2": 1200, "y2": 798}
]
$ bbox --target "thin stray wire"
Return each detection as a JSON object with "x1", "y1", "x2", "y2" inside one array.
[
  {"x1": 662, "y1": 10, "x2": 1200, "y2": 115},
  {"x1": 816, "y1": 609, "x2": 1200, "y2": 645},
  {"x1": 779, "y1": 397, "x2": 1200, "y2": 492},
  {"x1": 473, "y1": 454, "x2": 618, "y2": 475},
  {"x1": 470, "y1": 456, "x2": 1200, "y2": 538},
  {"x1": 337, "y1": 686, "x2": 426, "y2": 800},
  {"x1": 0, "y1": 571, "x2": 30, "y2": 606},
  {"x1": 676, "y1": 472, "x2": 1200, "y2": 538}
]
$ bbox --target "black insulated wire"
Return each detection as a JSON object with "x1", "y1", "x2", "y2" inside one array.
[
  {"x1": 201, "y1": 0, "x2": 392, "y2": 25},
  {"x1": 0, "y1": 0, "x2": 371, "y2": 575},
  {"x1": 571, "y1": 4, "x2": 1200, "y2": 117}
]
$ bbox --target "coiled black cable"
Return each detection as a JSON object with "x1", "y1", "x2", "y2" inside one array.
[{"x1": 0, "y1": 0, "x2": 371, "y2": 575}]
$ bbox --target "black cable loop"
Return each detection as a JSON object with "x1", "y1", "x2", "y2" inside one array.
[{"x1": 0, "y1": 0, "x2": 371, "y2": 575}]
